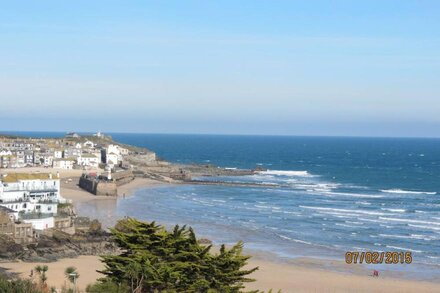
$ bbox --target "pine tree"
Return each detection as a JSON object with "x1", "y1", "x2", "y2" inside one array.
[{"x1": 97, "y1": 217, "x2": 258, "y2": 292}]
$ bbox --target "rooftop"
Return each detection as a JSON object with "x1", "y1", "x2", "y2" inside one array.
[{"x1": 0, "y1": 173, "x2": 58, "y2": 183}]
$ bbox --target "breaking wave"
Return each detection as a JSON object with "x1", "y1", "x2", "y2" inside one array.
[
  {"x1": 259, "y1": 170, "x2": 311, "y2": 177},
  {"x1": 381, "y1": 189, "x2": 437, "y2": 195}
]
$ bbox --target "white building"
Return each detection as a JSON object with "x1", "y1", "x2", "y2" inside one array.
[
  {"x1": 106, "y1": 153, "x2": 119, "y2": 166},
  {"x1": 105, "y1": 145, "x2": 123, "y2": 165},
  {"x1": 53, "y1": 158, "x2": 75, "y2": 169},
  {"x1": 41, "y1": 154, "x2": 54, "y2": 167},
  {"x1": 119, "y1": 146, "x2": 129, "y2": 155},
  {"x1": 107, "y1": 144, "x2": 120, "y2": 156},
  {"x1": 0, "y1": 173, "x2": 66, "y2": 230},
  {"x1": 0, "y1": 150, "x2": 12, "y2": 156},
  {"x1": 63, "y1": 148, "x2": 81, "y2": 159},
  {"x1": 77, "y1": 154, "x2": 100, "y2": 168},
  {"x1": 53, "y1": 150, "x2": 63, "y2": 159},
  {"x1": 83, "y1": 140, "x2": 95, "y2": 148}
]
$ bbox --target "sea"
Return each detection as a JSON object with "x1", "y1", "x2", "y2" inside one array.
[{"x1": 3, "y1": 131, "x2": 440, "y2": 280}]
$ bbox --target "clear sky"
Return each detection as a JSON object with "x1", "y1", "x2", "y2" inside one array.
[{"x1": 0, "y1": 1, "x2": 439, "y2": 137}]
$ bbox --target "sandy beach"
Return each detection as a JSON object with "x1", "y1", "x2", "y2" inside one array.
[
  {"x1": 2, "y1": 255, "x2": 439, "y2": 292},
  {"x1": 1, "y1": 168, "x2": 439, "y2": 292}
]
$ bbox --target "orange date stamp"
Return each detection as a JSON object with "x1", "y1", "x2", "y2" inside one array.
[{"x1": 345, "y1": 251, "x2": 412, "y2": 264}]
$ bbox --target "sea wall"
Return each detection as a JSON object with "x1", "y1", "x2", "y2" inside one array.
[
  {"x1": 111, "y1": 170, "x2": 135, "y2": 186},
  {"x1": 79, "y1": 175, "x2": 117, "y2": 196},
  {"x1": 95, "y1": 182, "x2": 117, "y2": 196}
]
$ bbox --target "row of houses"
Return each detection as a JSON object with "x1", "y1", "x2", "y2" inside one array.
[{"x1": 0, "y1": 134, "x2": 129, "y2": 170}]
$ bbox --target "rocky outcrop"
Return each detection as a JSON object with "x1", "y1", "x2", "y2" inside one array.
[{"x1": 0, "y1": 221, "x2": 117, "y2": 262}]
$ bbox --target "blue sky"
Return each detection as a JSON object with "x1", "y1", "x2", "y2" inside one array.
[{"x1": 0, "y1": 1, "x2": 439, "y2": 137}]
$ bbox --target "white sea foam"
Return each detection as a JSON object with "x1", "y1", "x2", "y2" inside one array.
[
  {"x1": 317, "y1": 211, "x2": 359, "y2": 218},
  {"x1": 408, "y1": 224, "x2": 440, "y2": 231},
  {"x1": 385, "y1": 245, "x2": 422, "y2": 253},
  {"x1": 381, "y1": 208, "x2": 406, "y2": 213},
  {"x1": 356, "y1": 201, "x2": 372, "y2": 205},
  {"x1": 381, "y1": 189, "x2": 437, "y2": 195},
  {"x1": 300, "y1": 205, "x2": 389, "y2": 216},
  {"x1": 254, "y1": 204, "x2": 272, "y2": 209},
  {"x1": 317, "y1": 191, "x2": 384, "y2": 198},
  {"x1": 335, "y1": 223, "x2": 357, "y2": 228},
  {"x1": 277, "y1": 234, "x2": 313, "y2": 245},
  {"x1": 379, "y1": 217, "x2": 440, "y2": 226},
  {"x1": 358, "y1": 217, "x2": 390, "y2": 224},
  {"x1": 379, "y1": 234, "x2": 409, "y2": 239},
  {"x1": 345, "y1": 221, "x2": 362, "y2": 225},
  {"x1": 259, "y1": 170, "x2": 311, "y2": 177},
  {"x1": 409, "y1": 234, "x2": 437, "y2": 241}
]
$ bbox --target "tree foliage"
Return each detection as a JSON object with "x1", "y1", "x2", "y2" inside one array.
[
  {"x1": 0, "y1": 273, "x2": 43, "y2": 293},
  {"x1": 64, "y1": 266, "x2": 79, "y2": 284},
  {"x1": 95, "y1": 218, "x2": 258, "y2": 292}
]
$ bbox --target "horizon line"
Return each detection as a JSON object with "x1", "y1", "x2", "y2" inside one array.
[{"x1": 1, "y1": 130, "x2": 440, "y2": 140}]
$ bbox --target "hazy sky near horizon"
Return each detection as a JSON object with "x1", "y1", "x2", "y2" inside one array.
[{"x1": 1, "y1": 1, "x2": 439, "y2": 137}]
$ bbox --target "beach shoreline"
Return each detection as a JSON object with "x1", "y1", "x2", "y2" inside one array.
[
  {"x1": 2, "y1": 254, "x2": 439, "y2": 292},
  {"x1": 1, "y1": 169, "x2": 439, "y2": 292}
]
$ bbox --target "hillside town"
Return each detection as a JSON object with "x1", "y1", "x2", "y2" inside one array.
[
  {"x1": 0, "y1": 132, "x2": 254, "y2": 246},
  {"x1": 0, "y1": 132, "x2": 158, "y2": 244},
  {"x1": 0, "y1": 132, "x2": 131, "y2": 170}
]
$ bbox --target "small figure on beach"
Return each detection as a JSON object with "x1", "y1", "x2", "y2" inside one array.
[{"x1": 373, "y1": 270, "x2": 379, "y2": 277}]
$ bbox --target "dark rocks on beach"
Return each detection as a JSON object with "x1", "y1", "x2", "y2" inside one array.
[{"x1": 0, "y1": 219, "x2": 117, "y2": 263}]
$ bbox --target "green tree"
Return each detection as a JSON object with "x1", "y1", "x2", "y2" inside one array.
[
  {"x1": 95, "y1": 217, "x2": 258, "y2": 292},
  {"x1": 86, "y1": 279, "x2": 129, "y2": 293}
]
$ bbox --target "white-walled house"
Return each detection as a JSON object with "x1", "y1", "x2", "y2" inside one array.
[
  {"x1": 53, "y1": 158, "x2": 75, "y2": 169},
  {"x1": 63, "y1": 148, "x2": 81, "y2": 158},
  {"x1": 83, "y1": 141, "x2": 95, "y2": 148},
  {"x1": 0, "y1": 173, "x2": 66, "y2": 230},
  {"x1": 106, "y1": 153, "x2": 119, "y2": 166},
  {"x1": 77, "y1": 154, "x2": 100, "y2": 167},
  {"x1": 0, "y1": 150, "x2": 12, "y2": 156},
  {"x1": 105, "y1": 145, "x2": 123, "y2": 165},
  {"x1": 107, "y1": 145, "x2": 120, "y2": 156},
  {"x1": 53, "y1": 150, "x2": 63, "y2": 159},
  {"x1": 42, "y1": 154, "x2": 53, "y2": 167}
]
